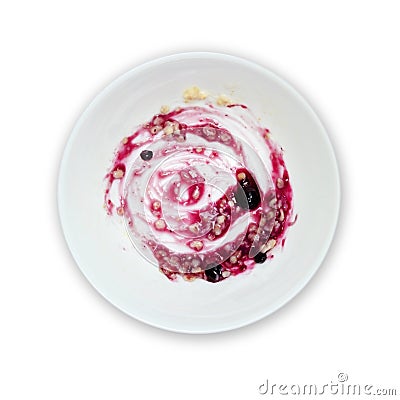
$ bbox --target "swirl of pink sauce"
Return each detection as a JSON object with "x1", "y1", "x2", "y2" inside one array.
[{"x1": 104, "y1": 104, "x2": 295, "y2": 283}]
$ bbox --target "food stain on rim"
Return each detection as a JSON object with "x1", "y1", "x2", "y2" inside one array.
[{"x1": 103, "y1": 87, "x2": 296, "y2": 283}]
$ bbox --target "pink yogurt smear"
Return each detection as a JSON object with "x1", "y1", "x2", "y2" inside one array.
[{"x1": 104, "y1": 104, "x2": 295, "y2": 283}]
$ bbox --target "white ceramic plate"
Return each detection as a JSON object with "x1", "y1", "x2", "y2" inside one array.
[{"x1": 58, "y1": 52, "x2": 340, "y2": 333}]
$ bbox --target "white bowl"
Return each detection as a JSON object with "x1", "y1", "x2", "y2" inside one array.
[{"x1": 58, "y1": 52, "x2": 340, "y2": 333}]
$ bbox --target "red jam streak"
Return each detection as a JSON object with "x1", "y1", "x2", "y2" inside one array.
[{"x1": 104, "y1": 104, "x2": 295, "y2": 283}]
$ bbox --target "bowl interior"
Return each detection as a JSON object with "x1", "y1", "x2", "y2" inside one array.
[{"x1": 58, "y1": 53, "x2": 340, "y2": 333}]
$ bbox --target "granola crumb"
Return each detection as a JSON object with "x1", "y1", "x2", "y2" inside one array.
[
  {"x1": 112, "y1": 168, "x2": 124, "y2": 179},
  {"x1": 260, "y1": 239, "x2": 277, "y2": 254},
  {"x1": 237, "y1": 172, "x2": 246, "y2": 181},
  {"x1": 183, "y1": 274, "x2": 197, "y2": 282},
  {"x1": 150, "y1": 126, "x2": 162, "y2": 135},
  {"x1": 216, "y1": 94, "x2": 232, "y2": 106},
  {"x1": 155, "y1": 219, "x2": 166, "y2": 230},
  {"x1": 189, "y1": 240, "x2": 204, "y2": 251},
  {"x1": 163, "y1": 125, "x2": 174, "y2": 135},
  {"x1": 222, "y1": 270, "x2": 231, "y2": 278},
  {"x1": 160, "y1": 105, "x2": 170, "y2": 114},
  {"x1": 229, "y1": 255, "x2": 237, "y2": 264},
  {"x1": 183, "y1": 86, "x2": 207, "y2": 102},
  {"x1": 277, "y1": 178, "x2": 285, "y2": 189}
]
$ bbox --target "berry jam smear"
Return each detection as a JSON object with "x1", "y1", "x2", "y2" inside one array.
[{"x1": 104, "y1": 103, "x2": 295, "y2": 283}]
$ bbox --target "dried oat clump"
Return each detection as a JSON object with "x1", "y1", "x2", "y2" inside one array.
[
  {"x1": 183, "y1": 86, "x2": 208, "y2": 102},
  {"x1": 216, "y1": 94, "x2": 232, "y2": 106}
]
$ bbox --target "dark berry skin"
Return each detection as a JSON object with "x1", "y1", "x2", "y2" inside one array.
[
  {"x1": 254, "y1": 251, "x2": 267, "y2": 264},
  {"x1": 140, "y1": 150, "x2": 153, "y2": 161},
  {"x1": 234, "y1": 169, "x2": 261, "y2": 210},
  {"x1": 205, "y1": 264, "x2": 223, "y2": 282},
  {"x1": 234, "y1": 185, "x2": 261, "y2": 210}
]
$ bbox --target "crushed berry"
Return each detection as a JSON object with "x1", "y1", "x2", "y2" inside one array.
[
  {"x1": 254, "y1": 251, "x2": 267, "y2": 264},
  {"x1": 234, "y1": 169, "x2": 261, "y2": 210},
  {"x1": 205, "y1": 264, "x2": 223, "y2": 282}
]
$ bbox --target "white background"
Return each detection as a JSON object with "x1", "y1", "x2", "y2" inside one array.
[{"x1": 1, "y1": 1, "x2": 399, "y2": 399}]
